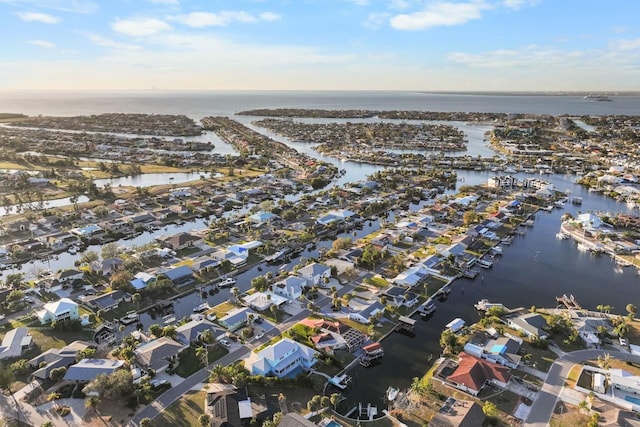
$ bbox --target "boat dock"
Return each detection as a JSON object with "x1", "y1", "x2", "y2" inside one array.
[
  {"x1": 556, "y1": 294, "x2": 581, "y2": 310},
  {"x1": 360, "y1": 342, "x2": 384, "y2": 367},
  {"x1": 395, "y1": 315, "x2": 416, "y2": 334}
]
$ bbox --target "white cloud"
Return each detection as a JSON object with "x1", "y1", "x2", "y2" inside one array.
[
  {"x1": 111, "y1": 17, "x2": 172, "y2": 36},
  {"x1": 147, "y1": 0, "x2": 179, "y2": 4},
  {"x1": 87, "y1": 33, "x2": 141, "y2": 51},
  {"x1": 15, "y1": 11, "x2": 60, "y2": 23},
  {"x1": 342, "y1": 0, "x2": 370, "y2": 5},
  {"x1": 390, "y1": 1, "x2": 492, "y2": 31},
  {"x1": 0, "y1": 0, "x2": 97, "y2": 14},
  {"x1": 167, "y1": 11, "x2": 279, "y2": 28},
  {"x1": 388, "y1": 0, "x2": 411, "y2": 9},
  {"x1": 613, "y1": 38, "x2": 640, "y2": 51},
  {"x1": 502, "y1": 0, "x2": 540, "y2": 10},
  {"x1": 27, "y1": 39, "x2": 55, "y2": 48},
  {"x1": 363, "y1": 13, "x2": 389, "y2": 30}
]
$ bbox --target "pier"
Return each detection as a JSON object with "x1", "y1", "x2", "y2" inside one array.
[
  {"x1": 556, "y1": 294, "x2": 581, "y2": 310},
  {"x1": 395, "y1": 316, "x2": 416, "y2": 334}
]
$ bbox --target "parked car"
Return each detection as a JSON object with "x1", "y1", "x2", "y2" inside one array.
[
  {"x1": 220, "y1": 339, "x2": 231, "y2": 348},
  {"x1": 620, "y1": 337, "x2": 629, "y2": 347},
  {"x1": 255, "y1": 332, "x2": 265, "y2": 340},
  {"x1": 219, "y1": 277, "x2": 237, "y2": 288},
  {"x1": 150, "y1": 379, "x2": 168, "y2": 388}
]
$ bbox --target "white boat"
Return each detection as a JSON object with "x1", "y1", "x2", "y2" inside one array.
[
  {"x1": 504, "y1": 166, "x2": 517, "y2": 173},
  {"x1": 556, "y1": 232, "x2": 568, "y2": 240},
  {"x1": 193, "y1": 302, "x2": 210, "y2": 312},
  {"x1": 386, "y1": 386, "x2": 399, "y2": 401},
  {"x1": 418, "y1": 300, "x2": 436, "y2": 316},
  {"x1": 219, "y1": 277, "x2": 236, "y2": 288},
  {"x1": 477, "y1": 259, "x2": 493, "y2": 269},
  {"x1": 162, "y1": 314, "x2": 176, "y2": 325},
  {"x1": 490, "y1": 246, "x2": 503, "y2": 255},
  {"x1": 330, "y1": 374, "x2": 352, "y2": 389},
  {"x1": 68, "y1": 245, "x2": 79, "y2": 254},
  {"x1": 120, "y1": 311, "x2": 138, "y2": 325},
  {"x1": 577, "y1": 242, "x2": 590, "y2": 252},
  {"x1": 474, "y1": 299, "x2": 504, "y2": 311}
]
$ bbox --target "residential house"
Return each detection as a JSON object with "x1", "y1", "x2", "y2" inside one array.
[
  {"x1": 383, "y1": 286, "x2": 419, "y2": 308},
  {"x1": 84, "y1": 290, "x2": 130, "y2": 312},
  {"x1": 271, "y1": 276, "x2": 306, "y2": 301},
  {"x1": 0, "y1": 327, "x2": 32, "y2": 360},
  {"x1": 507, "y1": 313, "x2": 549, "y2": 339},
  {"x1": 130, "y1": 271, "x2": 156, "y2": 291},
  {"x1": 94, "y1": 257, "x2": 124, "y2": 277},
  {"x1": 463, "y1": 336, "x2": 522, "y2": 369},
  {"x1": 278, "y1": 413, "x2": 318, "y2": 427},
  {"x1": 64, "y1": 358, "x2": 125, "y2": 382},
  {"x1": 316, "y1": 209, "x2": 356, "y2": 226},
  {"x1": 28, "y1": 341, "x2": 95, "y2": 380},
  {"x1": 243, "y1": 292, "x2": 288, "y2": 312},
  {"x1": 46, "y1": 233, "x2": 79, "y2": 252},
  {"x1": 70, "y1": 224, "x2": 104, "y2": 239},
  {"x1": 249, "y1": 211, "x2": 278, "y2": 226},
  {"x1": 190, "y1": 256, "x2": 220, "y2": 275},
  {"x1": 392, "y1": 265, "x2": 429, "y2": 287},
  {"x1": 218, "y1": 307, "x2": 254, "y2": 332},
  {"x1": 205, "y1": 383, "x2": 258, "y2": 427},
  {"x1": 297, "y1": 262, "x2": 331, "y2": 288},
  {"x1": 446, "y1": 353, "x2": 511, "y2": 396},
  {"x1": 53, "y1": 269, "x2": 83, "y2": 285},
  {"x1": 161, "y1": 265, "x2": 194, "y2": 287},
  {"x1": 299, "y1": 318, "x2": 365, "y2": 353},
  {"x1": 244, "y1": 337, "x2": 318, "y2": 378},
  {"x1": 162, "y1": 232, "x2": 203, "y2": 251},
  {"x1": 36, "y1": 298, "x2": 80, "y2": 325},
  {"x1": 175, "y1": 319, "x2": 222, "y2": 346},
  {"x1": 135, "y1": 337, "x2": 188, "y2": 373},
  {"x1": 348, "y1": 298, "x2": 385, "y2": 325}
]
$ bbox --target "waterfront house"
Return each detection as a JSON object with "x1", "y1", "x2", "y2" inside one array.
[
  {"x1": 53, "y1": 269, "x2": 83, "y2": 285},
  {"x1": 130, "y1": 271, "x2": 156, "y2": 290},
  {"x1": 70, "y1": 224, "x2": 104, "y2": 239},
  {"x1": 316, "y1": 209, "x2": 356, "y2": 226},
  {"x1": 218, "y1": 307, "x2": 254, "y2": 332},
  {"x1": 446, "y1": 353, "x2": 511, "y2": 396},
  {"x1": 348, "y1": 298, "x2": 385, "y2": 325},
  {"x1": 243, "y1": 291, "x2": 288, "y2": 312},
  {"x1": 64, "y1": 358, "x2": 125, "y2": 383},
  {"x1": 299, "y1": 318, "x2": 365, "y2": 353},
  {"x1": 228, "y1": 240, "x2": 263, "y2": 257},
  {"x1": 0, "y1": 327, "x2": 32, "y2": 360},
  {"x1": 244, "y1": 337, "x2": 318, "y2": 378},
  {"x1": 161, "y1": 232, "x2": 203, "y2": 251},
  {"x1": 134, "y1": 337, "x2": 188, "y2": 373},
  {"x1": 271, "y1": 276, "x2": 306, "y2": 301},
  {"x1": 383, "y1": 286, "x2": 419, "y2": 308},
  {"x1": 297, "y1": 262, "x2": 331, "y2": 288},
  {"x1": 463, "y1": 335, "x2": 522, "y2": 369},
  {"x1": 36, "y1": 298, "x2": 79, "y2": 325},
  {"x1": 160, "y1": 265, "x2": 194, "y2": 287},
  {"x1": 175, "y1": 319, "x2": 223, "y2": 346},
  {"x1": 507, "y1": 313, "x2": 549, "y2": 339},
  {"x1": 249, "y1": 211, "x2": 278, "y2": 226},
  {"x1": 190, "y1": 256, "x2": 220, "y2": 275},
  {"x1": 46, "y1": 233, "x2": 79, "y2": 252},
  {"x1": 213, "y1": 248, "x2": 247, "y2": 268},
  {"x1": 93, "y1": 257, "x2": 124, "y2": 277},
  {"x1": 83, "y1": 290, "x2": 130, "y2": 312},
  {"x1": 392, "y1": 265, "x2": 429, "y2": 287},
  {"x1": 429, "y1": 399, "x2": 485, "y2": 427}
]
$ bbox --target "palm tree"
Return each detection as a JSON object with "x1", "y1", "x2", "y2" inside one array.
[
  {"x1": 85, "y1": 395, "x2": 106, "y2": 425},
  {"x1": 140, "y1": 418, "x2": 152, "y2": 427},
  {"x1": 196, "y1": 346, "x2": 209, "y2": 369},
  {"x1": 47, "y1": 392, "x2": 61, "y2": 409},
  {"x1": 329, "y1": 393, "x2": 340, "y2": 411},
  {"x1": 132, "y1": 293, "x2": 141, "y2": 309},
  {"x1": 0, "y1": 365, "x2": 22, "y2": 421},
  {"x1": 270, "y1": 304, "x2": 278, "y2": 321},
  {"x1": 198, "y1": 414, "x2": 211, "y2": 427}
]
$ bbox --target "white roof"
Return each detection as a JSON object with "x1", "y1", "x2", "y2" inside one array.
[
  {"x1": 43, "y1": 298, "x2": 77, "y2": 315},
  {"x1": 238, "y1": 399, "x2": 253, "y2": 419}
]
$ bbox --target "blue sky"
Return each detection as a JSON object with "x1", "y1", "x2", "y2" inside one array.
[{"x1": 1, "y1": 0, "x2": 639, "y2": 91}]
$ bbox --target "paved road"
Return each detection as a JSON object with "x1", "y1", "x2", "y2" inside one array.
[
  {"x1": 128, "y1": 306, "x2": 315, "y2": 426},
  {"x1": 524, "y1": 349, "x2": 640, "y2": 427}
]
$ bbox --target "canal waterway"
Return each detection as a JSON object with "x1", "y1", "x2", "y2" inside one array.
[{"x1": 2, "y1": 92, "x2": 639, "y2": 414}]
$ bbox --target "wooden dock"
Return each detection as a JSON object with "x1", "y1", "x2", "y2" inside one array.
[{"x1": 556, "y1": 294, "x2": 581, "y2": 310}]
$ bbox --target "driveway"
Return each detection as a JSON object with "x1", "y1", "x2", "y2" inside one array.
[{"x1": 524, "y1": 349, "x2": 640, "y2": 427}]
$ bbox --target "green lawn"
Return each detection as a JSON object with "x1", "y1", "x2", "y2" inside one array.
[
  {"x1": 153, "y1": 390, "x2": 207, "y2": 427},
  {"x1": 174, "y1": 345, "x2": 229, "y2": 378}
]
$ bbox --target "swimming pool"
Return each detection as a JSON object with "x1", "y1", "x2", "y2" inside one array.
[{"x1": 624, "y1": 395, "x2": 640, "y2": 405}]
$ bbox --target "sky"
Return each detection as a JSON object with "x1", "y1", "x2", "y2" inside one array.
[{"x1": 1, "y1": 0, "x2": 640, "y2": 91}]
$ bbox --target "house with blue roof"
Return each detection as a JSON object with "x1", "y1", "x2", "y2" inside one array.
[
  {"x1": 130, "y1": 271, "x2": 156, "y2": 290},
  {"x1": 161, "y1": 265, "x2": 194, "y2": 287},
  {"x1": 244, "y1": 338, "x2": 318, "y2": 378},
  {"x1": 218, "y1": 307, "x2": 254, "y2": 332},
  {"x1": 316, "y1": 209, "x2": 356, "y2": 226},
  {"x1": 64, "y1": 358, "x2": 125, "y2": 382},
  {"x1": 70, "y1": 224, "x2": 104, "y2": 238},
  {"x1": 249, "y1": 211, "x2": 278, "y2": 225},
  {"x1": 463, "y1": 335, "x2": 522, "y2": 369}
]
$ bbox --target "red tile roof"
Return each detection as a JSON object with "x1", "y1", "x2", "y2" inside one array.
[{"x1": 447, "y1": 354, "x2": 511, "y2": 394}]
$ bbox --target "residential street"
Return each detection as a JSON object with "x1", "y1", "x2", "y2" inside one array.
[{"x1": 524, "y1": 349, "x2": 640, "y2": 427}]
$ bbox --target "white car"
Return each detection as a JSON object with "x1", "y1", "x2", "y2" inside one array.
[
  {"x1": 150, "y1": 379, "x2": 168, "y2": 388},
  {"x1": 255, "y1": 332, "x2": 265, "y2": 340},
  {"x1": 620, "y1": 337, "x2": 629, "y2": 347},
  {"x1": 220, "y1": 339, "x2": 231, "y2": 348}
]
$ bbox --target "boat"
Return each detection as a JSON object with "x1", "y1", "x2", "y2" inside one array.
[
  {"x1": 68, "y1": 245, "x2": 79, "y2": 254},
  {"x1": 120, "y1": 311, "x2": 138, "y2": 325},
  {"x1": 278, "y1": 264, "x2": 288, "y2": 271},
  {"x1": 193, "y1": 302, "x2": 210, "y2": 312},
  {"x1": 219, "y1": 277, "x2": 236, "y2": 288},
  {"x1": 490, "y1": 246, "x2": 503, "y2": 255},
  {"x1": 329, "y1": 374, "x2": 352, "y2": 389},
  {"x1": 162, "y1": 314, "x2": 176, "y2": 325},
  {"x1": 418, "y1": 299, "x2": 436, "y2": 316},
  {"x1": 386, "y1": 386, "x2": 400, "y2": 402},
  {"x1": 556, "y1": 232, "x2": 568, "y2": 240},
  {"x1": 584, "y1": 94, "x2": 612, "y2": 101},
  {"x1": 477, "y1": 259, "x2": 493, "y2": 269},
  {"x1": 265, "y1": 248, "x2": 289, "y2": 263},
  {"x1": 462, "y1": 268, "x2": 479, "y2": 279},
  {"x1": 577, "y1": 242, "x2": 590, "y2": 252},
  {"x1": 501, "y1": 235, "x2": 514, "y2": 245},
  {"x1": 474, "y1": 299, "x2": 504, "y2": 312}
]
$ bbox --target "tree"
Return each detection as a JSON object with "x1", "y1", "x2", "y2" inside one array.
[
  {"x1": 330, "y1": 393, "x2": 341, "y2": 410},
  {"x1": 482, "y1": 401, "x2": 498, "y2": 417},
  {"x1": 0, "y1": 364, "x2": 18, "y2": 410},
  {"x1": 50, "y1": 366, "x2": 67, "y2": 382},
  {"x1": 230, "y1": 287, "x2": 240, "y2": 304},
  {"x1": 47, "y1": 392, "x2": 61, "y2": 409},
  {"x1": 626, "y1": 303, "x2": 637, "y2": 321},
  {"x1": 198, "y1": 414, "x2": 211, "y2": 427},
  {"x1": 149, "y1": 324, "x2": 162, "y2": 338},
  {"x1": 439, "y1": 330, "x2": 461, "y2": 354},
  {"x1": 463, "y1": 210, "x2": 479, "y2": 226},
  {"x1": 84, "y1": 395, "x2": 102, "y2": 423},
  {"x1": 140, "y1": 418, "x2": 152, "y2": 427},
  {"x1": 132, "y1": 293, "x2": 142, "y2": 309},
  {"x1": 270, "y1": 304, "x2": 278, "y2": 321},
  {"x1": 161, "y1": 325, "x2": 177, "y2": 339},
  {"x1": 80, "y1": 250, "x2": 99, "y2": 265},
  {"x1": 101, "y1": 242, "x2": 121, "y2": 260},
  {"x1": 196, "y1": 346, "x2": 208, "y2": 369},
  {"x1": 41, "y1": 422, "x2": 54, "y2": 427},
  {"x1": 597, "y1": 353, "x2": 612, "y2": 369}
]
